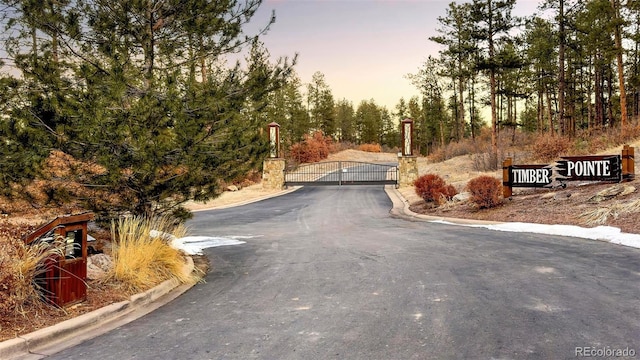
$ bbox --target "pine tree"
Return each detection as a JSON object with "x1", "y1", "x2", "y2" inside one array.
[
  {"x1": 0, "y1": 0, "x2": 295, "y2": 221},
  {"x1": 470, "y1": 0, "x2": 518, "y2": 164}
]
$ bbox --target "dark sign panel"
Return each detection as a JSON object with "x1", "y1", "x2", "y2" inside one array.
[
  {"x1": 556, "y1": 155, "x2": 621, "y2": 182},
  {"x1": 509, "y1": 164, "x2": 553, "y2": 188}
]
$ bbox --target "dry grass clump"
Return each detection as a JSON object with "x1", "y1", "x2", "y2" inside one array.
[
  {"x1": 107, "y1": 216, "x2": 191, "y2": 293},
  {"x1": 0, "y1": 235, "x2": 64, "y2": 326},
  {"x1": 579, "y1": 199, "x2": 640, "y2": 226}
]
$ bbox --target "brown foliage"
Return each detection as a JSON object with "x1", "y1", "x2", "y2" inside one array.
[
  {"x1": 357, "y1": 143, "x2": 382, "y2": 153},
  {"x1": 531, "y1": 133, "x2": 571, "y2": 162},
  {"x1": 466, "y1": 175, "x2": 502, "y2": 209},
  {"x1": 414, "y1": 174, "x2": 458, "y2": 205},
  {"x1": 289, "y1": 131, "x2": 334, "y2": 164}
]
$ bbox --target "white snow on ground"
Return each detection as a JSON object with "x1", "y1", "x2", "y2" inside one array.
[
  {"x1": 431, "y1": 220, "x2": 640, "y2": 249},
  {"x1": 170, "y1": 236, "x2": 246, "y2": 255},
  {"x1": 150, "y1": 230, "x2": 255, "y2": 255}
]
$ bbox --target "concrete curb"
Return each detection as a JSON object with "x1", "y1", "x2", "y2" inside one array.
[
  {"x1": 385, "y1": 185, "x2": 503, "y2": 226},
  {"x1": 0, "y1": 257, "x2": 198, "y2": 360},
  {"x1": 385, "y1": 185, "x2": 640, "y2": 250},
  {"x1": 189, "y1": 186, "x2": 301, "y2": 212}
]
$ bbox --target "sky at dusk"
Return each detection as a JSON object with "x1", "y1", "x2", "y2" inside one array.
[{"x1": 246, "y1": 0, "x2": 544, "y2": 111}]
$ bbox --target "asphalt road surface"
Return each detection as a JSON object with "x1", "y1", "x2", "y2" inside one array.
[{"x1": 48, "y1": 186, "x2": 640, "y2": 359}]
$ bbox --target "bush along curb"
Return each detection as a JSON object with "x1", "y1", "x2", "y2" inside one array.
[{"x1": 0, "y1": 257, "x2": 197, "y2": 359}]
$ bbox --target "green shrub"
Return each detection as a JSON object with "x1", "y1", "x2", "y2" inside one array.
[
  {"x1": 466, "y1": 175, "x2": 502, "y2": 209},
  {"x1": 414, "y1": 174, "x2": 458, "y2": 205}
]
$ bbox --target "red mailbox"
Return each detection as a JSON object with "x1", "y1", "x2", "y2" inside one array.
[{"x1": 23, "y1": 213, "x2": 93, "y2": 307}]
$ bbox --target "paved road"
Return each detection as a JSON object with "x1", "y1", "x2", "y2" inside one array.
[{"x1": 48, "y1": 186, "x2": 640, "y2": 359}]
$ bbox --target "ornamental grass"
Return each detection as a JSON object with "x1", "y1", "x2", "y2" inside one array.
[{"x1": 107, "y1": 216, "x2": 190, "y2": 293}]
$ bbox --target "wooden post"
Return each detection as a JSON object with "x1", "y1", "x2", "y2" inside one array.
[
  {"x1": 622, "y1": 145, "x2": 635, "y2": 181},
  {"x1": 502, "y1": 157, "x2": 512, "y2": 198}
]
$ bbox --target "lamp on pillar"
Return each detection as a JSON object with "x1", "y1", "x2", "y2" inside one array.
[
  {"x1": 268, "y1": 122, "x2": 280, "y2": 158},
  {"x1": 401, "y1": 118, "x2": 414, "y2": 157}
]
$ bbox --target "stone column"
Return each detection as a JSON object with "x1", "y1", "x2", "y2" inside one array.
[
  {"x1": 398, "y1": 155, "x2": 418, "y2": 188},
  {"x1": 398, "y1": 118, "x2": 419, "y2": 187},
  {"x1": 262, "y1": 158, "x2": 285, "y2": 190}
]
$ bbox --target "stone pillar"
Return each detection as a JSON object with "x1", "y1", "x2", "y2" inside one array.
[
  {"x1": 398, "y1": 118, "x2": 418, "y2": 188},
  {"x1": 262, "y1": 158, "x2": 285, "y2": 190},
  {"x1": 398, "y1": 155, "x2": 418, "y2": 188}
]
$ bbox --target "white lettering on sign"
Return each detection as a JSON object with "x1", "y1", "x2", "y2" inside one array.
[
  {"x1": 566, "y1": 160, "x2": 610, "y2": 177},
  {"x1": 512, "y1": 168, "x2": 550, "y2": 184}
]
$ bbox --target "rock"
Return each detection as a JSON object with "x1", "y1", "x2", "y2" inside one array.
[
  {"x1": 452, "y1": 192, "x2": 471, "y2": 202},
  {"x1": 87, "y1": 253, "x2": 113, "y2": 280},
  {"x1": 226, "y1": 185, "x2": 239, "y2": 192},
  {"x1": 553, "y1": 192, "x2": 572, "y2": 200},
  {"x1": 541, "y1": 192, "x2": 555, "y2": 199},
  {"x1": 589, "y1": 184, "x2": 636, "y2": 203}
]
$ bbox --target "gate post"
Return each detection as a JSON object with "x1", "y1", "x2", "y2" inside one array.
[
  {"x1": 622, "y1": 145, "x2": 635, "y2": 181},
  {"x1": 398, "y1": 119, "x2": 418, "y2": 187},
  {"x1": 262, "y1": 158, "x2": 285, "y2": 190},
  {"x1": 502, "y1": 157, "x2": 513, "y2": 198},
  {"x1": 263, "y1": 122, "x2": 285, "y2": 190}
]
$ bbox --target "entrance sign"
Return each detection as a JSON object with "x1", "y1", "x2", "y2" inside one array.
[
  {"x1": 510, "y1": 164, "x2": 553, "y2": 187},
  {"x1": 502, "y1": 145, "x2": 635, "y2": 198},
  {"x1": 556, "y1": 156, "x2": 620, "y2": 181}
]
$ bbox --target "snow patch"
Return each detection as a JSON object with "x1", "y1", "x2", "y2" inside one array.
[
  {"x1": 430, "y1": 220, "x2": 640, "y2": 249},
  {"x1": 171, "y1": 236, "x2": 247, "y2": 255}
]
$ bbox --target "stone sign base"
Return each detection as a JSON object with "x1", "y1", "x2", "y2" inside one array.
[
  {"x1": 263, "y1": 158, "x2": 285, "y2": 190},
  {"x1": 398, "y1": 156, "x2": 418, "y2": 188}
]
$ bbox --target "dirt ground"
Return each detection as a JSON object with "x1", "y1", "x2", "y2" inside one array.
[
  {"x1": 1, "y1": 146, "x2": 639, "y2": 342},
  {"x1": 403, "y1": 180, "x2": 640, "y2": 235}
]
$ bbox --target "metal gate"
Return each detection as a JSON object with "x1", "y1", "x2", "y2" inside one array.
[{"x1": 285, "y1": 161, "x2": 398, "y2": 186}]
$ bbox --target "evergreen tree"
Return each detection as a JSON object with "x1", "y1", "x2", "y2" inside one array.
[
  {"x1": 430, "y1": 2, "x2": 476, "y2": 141},
  {"x1": 0, "y1": 0, "x2": 294, "y2": 221},
  {"x1": 307, "y1": 71, "x2": 336, "y2": 138},
  {"x1": 470, "y1": 0, "x2": 518, "y2": 161},
  {"x1": 335, "y1": 99, "x2": 356, "y2": 143},
  {"x1": 355, "y1": 100, "x2": 384, "y2": 144}
]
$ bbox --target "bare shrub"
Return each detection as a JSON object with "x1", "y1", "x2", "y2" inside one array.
[
  {"x1": 289, "y1": 131, "x2": 334, "y2": 164},
  {"x1": 466, "y1": 175, "x2": 502, "y2": 209},
  {"x1": 472, "y1": 152, "x2": 500, "y2": 172},
  {"x1": 357, "y1": 143, "x2": 382, "y2": 153},
  {"x1": 531, "y1": 133, "x2": 571, "y2": 162},
  {"x1": 414, "y1": 174, "x2": 458, "y2": 205}
]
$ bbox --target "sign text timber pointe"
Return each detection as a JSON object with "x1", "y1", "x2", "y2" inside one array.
[
  {"x1": 565, "y1": 160, "x2": 610, "y2": 177},
  {"x1": 512, "y1": 168, "x2": 551, "y2": 184},
  {"x1": 502, "y1": 145, "x2": 635, "y2": 198}
]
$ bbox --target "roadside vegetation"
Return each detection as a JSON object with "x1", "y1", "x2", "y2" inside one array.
[
  {"x1": 2, "y1": 0, "x2": 640, "y2": 344},
  {"x1": 107, "y1": 216, "x2": 192, "y2": 293}
]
